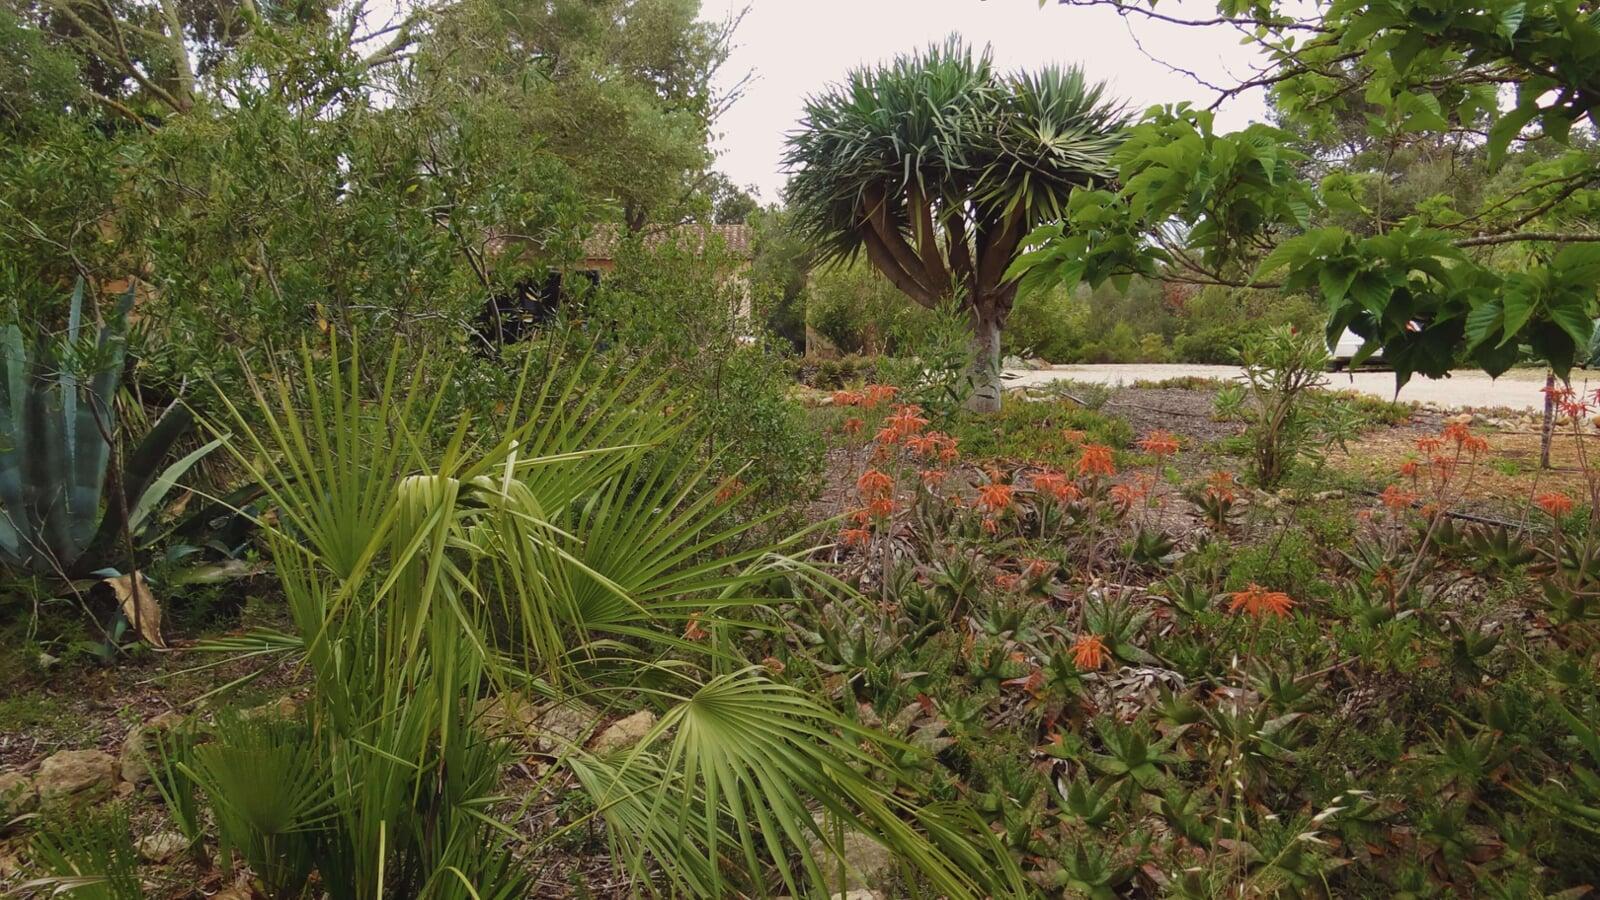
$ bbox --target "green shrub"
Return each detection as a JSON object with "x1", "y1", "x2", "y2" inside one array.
[
  {"x1": 585, "y1": 235, "x2": 823, "y2": 519},
  {"x1": 806, "y1": 261, "x2": 931, "y2": 355}
]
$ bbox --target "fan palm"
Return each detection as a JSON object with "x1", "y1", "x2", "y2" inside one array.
[
  {"x1": 784, "y1": 37, "x2": 1126, "y2": 411},
  {"x1": 195, "y1": 336, "x2": 1019, "y2": 897}
]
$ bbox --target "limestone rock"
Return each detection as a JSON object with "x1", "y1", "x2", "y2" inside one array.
[
  {"x1": 590, "y1": 710, "x2": 657, "y2": 754},
  {"x1": 807, "y1": 813, "x2": 897, "y2": 892},
  {"x1": 120, "y1": 711, "x2": 187, "y2": 785},
  {"x1": 474, "y1": 693, "x2": 596, "y2": 750},
  {"x1": 0, "y1": 771, "x2": 36, "y2": 820},
  {"x1": 35, "y1": 750, "x2": 118, "y2": 806},
  {"x1": 136, "y1": 830, "x2": 188, "y2": 862}
]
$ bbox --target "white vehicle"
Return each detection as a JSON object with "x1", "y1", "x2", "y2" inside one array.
[{"x1": 1328, "y1": 327, "x2": 1393, "y2": 371}]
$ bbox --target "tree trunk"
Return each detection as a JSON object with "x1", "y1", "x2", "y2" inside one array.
[{"x1": 967, "y1": 306, "x2": 1004, "y2": 413}]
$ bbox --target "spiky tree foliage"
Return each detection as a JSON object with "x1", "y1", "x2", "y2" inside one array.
[{"x1": 784, "y1": 38, "x2": 1125, "y2": 411}]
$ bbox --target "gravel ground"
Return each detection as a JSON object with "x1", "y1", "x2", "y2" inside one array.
[{"x1": 1005, "y1": 363, "x2": 1573, "y2": 412}]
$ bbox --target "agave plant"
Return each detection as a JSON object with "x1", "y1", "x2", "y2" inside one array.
[
  {"x1": 0, "y1": 280, "x2": 216, "y2": 576},
  {"x1": 195, "y1": 335, "x2": 1022, "y2": 898}
]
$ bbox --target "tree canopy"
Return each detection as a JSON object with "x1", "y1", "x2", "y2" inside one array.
[
  {"x1": 784, "y1": 37, "x2": 1126, "y2": 410},
  {"x1": 1015, "y1": 0, "x2": 1600, "y2": 386}
]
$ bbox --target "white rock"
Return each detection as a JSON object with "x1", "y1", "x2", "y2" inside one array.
[
  {"x1": 136, "y1": 830, "x2": 188, "y2": 862},
  {"x1": 590, "y1": 710, "x2": 657, "y2": 754},
  {"x1": 0, "y1": 771, "x2": 36, "y2": 819},
  {"x1": 35, "y1": 750, "x2": 118, "y2": 805},
  {"x1": 120, "y1": 711, "x2": 187, "y2": 785}
]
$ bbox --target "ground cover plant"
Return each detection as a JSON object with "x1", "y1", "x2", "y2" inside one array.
[{"x1": 793, "y1": 376, "x2": 1600, "y2": 896}]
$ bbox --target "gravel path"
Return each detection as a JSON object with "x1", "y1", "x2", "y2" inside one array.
[{"x1": 1005, "y1": 363, "x2": 1575, "y2": 412}]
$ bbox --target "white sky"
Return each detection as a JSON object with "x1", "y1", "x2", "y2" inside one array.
[{"x1": 701, "y1": 0, "x2": 1275, "y2": 201}]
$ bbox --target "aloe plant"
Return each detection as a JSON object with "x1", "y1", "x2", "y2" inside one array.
[{"x1": 0, "y1": 280, "x2": 215, "y2": 575}]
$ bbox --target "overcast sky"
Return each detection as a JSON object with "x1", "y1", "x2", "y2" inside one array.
[{"x1": 700, "y1": 0, "x2": 1274, "y2": 201}]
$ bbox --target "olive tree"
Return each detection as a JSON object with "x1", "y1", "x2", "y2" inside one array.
[{"x1": 783, "y1": 38, "x2": 1125, "y2": 411}]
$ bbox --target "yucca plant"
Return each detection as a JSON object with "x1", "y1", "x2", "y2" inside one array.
[
  {"x1": 0, "y1": 280, "x2": 217, "y2": 576},
  {"x1": 199, "y1": 335, "x2": 1020, "y2": 898}
]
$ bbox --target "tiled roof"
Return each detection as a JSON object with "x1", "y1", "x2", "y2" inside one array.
[{"x1": 582, "y1": 223, "x2": 753, "y2": 260}]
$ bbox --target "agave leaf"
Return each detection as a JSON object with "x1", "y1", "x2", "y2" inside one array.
[{"x1": 126, "y1": 434, "x2": 221, "y2": 537}]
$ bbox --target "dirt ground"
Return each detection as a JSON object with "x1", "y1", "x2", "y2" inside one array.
[
  {"x1": 1007, "y1": 363, "x2": 1565, "y2": 412},
  {"x1": 1332, "y1": 424, "x2": 1600, "y2": 513}
]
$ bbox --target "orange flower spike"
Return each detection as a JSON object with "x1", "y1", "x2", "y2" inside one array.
[
  {"x1": 976, "y1": 481, "x2": 1016, "y2": 512},
  {"x1": 1023, "y1": 557, "x2": 1054, "y2": 580},
  {"x1": 1537, "y1": 492, "x2": 1576, "y2": 518},
  {"x1": 715, "y1": 479, "x2": 744, "y2": 504},
  {"x1": 1398, "y1": 459, "x2": 1420, "y2": 478},
  {"x1": 841, "y1": 417, "x2": 864, "y2": 437},
  {"x1": 832, "y1": 390, "x2": 862, "y2": 407},
  {"x1": 1071, "y1": 634, "x2": 1110, "y2": 671},
  {"x1": 1137, "y1": 430, "x2": 1180, "y2": 457},
  {"x1": 839, "y1": 527, "x2": 873, "y2": 548},
  {"x1": 1380, "y1": 485, "x2": 1419, "y2": 510},
  {"x1": 1076, "y1": 444, "x2": 1116, "y2": 478},
  {"x1": 683, "y1": 614, "x2": 709, "y2": 641},
  {"x1": 919, "y1": 468, "x2": 945, "y2": 489},
  {"x1": 1228, "y1": 583, "x2": 1295, "y2": 619},
  {"x1": 856, "y1": 468, "x2": 893, "y2": 499},
  {"x1": 862, "y1": 384, "x2": 898, "y2": 410},
  {"x1": 866, "y1": 496, "x2": 895, "y2": 519},
  {"x1": 1061, "y1": 429, "x2": 1087, "y2": 445}
]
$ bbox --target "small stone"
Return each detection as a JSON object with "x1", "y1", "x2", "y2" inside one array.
[
  {"x1": 35, "y1": 750, "x2": 118, "y2": 806},
  {"x1": 0, "y1": 771, "x2": 37, "y2": 820},
  {"x1": 136, "y1": 830, "x2": 188, "y2": 862},
  {"x1": 590, "y1": 710, "x2": 658, "y2": 754},
  {"x1": 120, "y1": 711, "x2": 187, "y2": 785}
]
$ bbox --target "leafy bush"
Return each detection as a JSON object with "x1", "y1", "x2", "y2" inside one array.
[
  {"x1": 1004, "y1": 279, "x2": 1323, "y2": 365},
  {"x1": 1215, "y1": 326, "x2": 1357, "y2": 487},
  {"x1": 806, "y1": 261, "x2": 933, "y2": 355},
  {"x1": 584, "y1": 235, "x2": 823, "y2": 519}
]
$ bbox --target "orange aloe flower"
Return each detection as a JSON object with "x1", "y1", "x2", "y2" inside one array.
[
  {"x1": 1380, "y1": 485, "x2": 1419, "y2": 510},
  {"x1": 1109, "y1": 481, "x2": 1147, "y2": 508},
  {"x1": 683, "y1": 613, "x2": 709, "y2": 640},
  {"x1": 862, "y1": 384, "x2": 898, "y2": 409},
  {"x1": 1076, "y1": 444, "x2": 1116, "y2": 478},
  {"x1": 976, "y1": 481, "x2": 1015, "y2": 512},
  {"x1": 1061, "y1": 429, "x2": 1087, "y2": 445},
  {"x1": 715, "y1": 479, "x2": 744, "y2": 504},
  {"x1": 841, "y1": 416, "x2": 864, "y2": 436},
  {"x1": 1537, "y1": 492, "x2": 1576, "y2": 517},
  {"x1": 1071, "y1": 634, "x2": 1109, "y2": 670},
  {"x1": 839, "y1": 526, "x2": 873, "y2": 548},
  {"x1": 1137, "y1": 430, "x2": 1180, "y2": 457},
  {"x1": 1228, "y1": 584, "x2": 1295, "y2": 619},
  {"x1": 832, "y1": 390, "x2": 863, "y2": 407},
  {"x1": 857, "y1": 468, "x2": 893, "y2": 499},
  {"x1": 866, "y1": 496, "x2": 895, "y2": 519}
]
